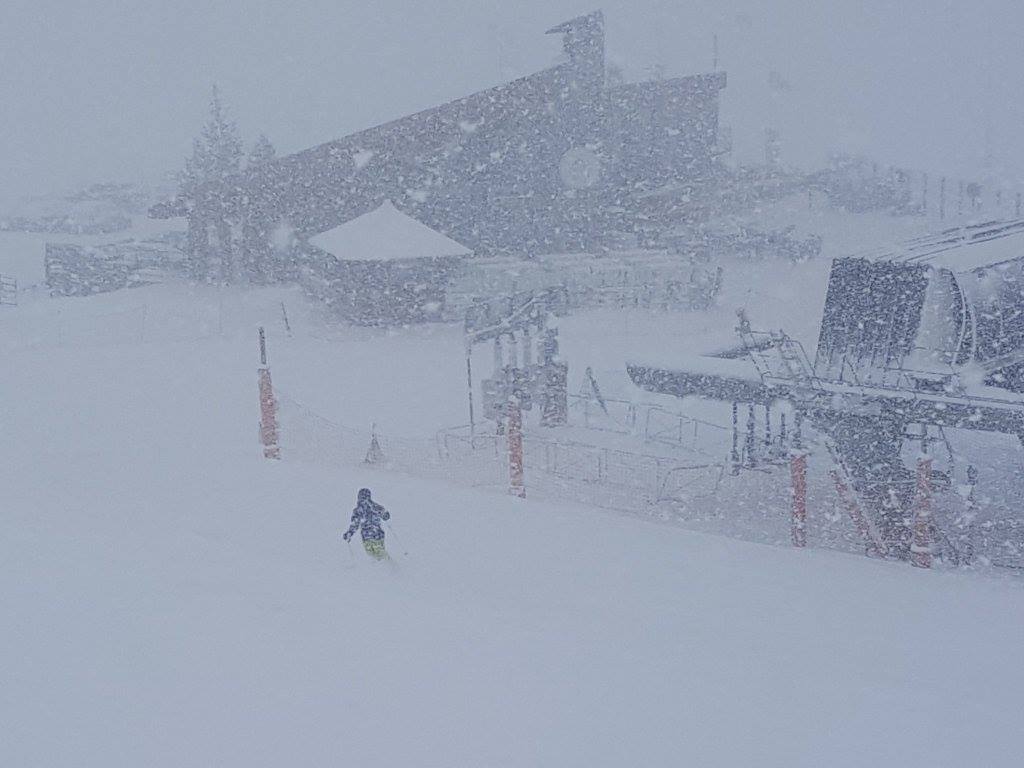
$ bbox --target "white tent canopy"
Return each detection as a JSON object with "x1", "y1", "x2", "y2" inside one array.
[{"x1": 308, "y1": 200, "x2": 472, "y2": 261}]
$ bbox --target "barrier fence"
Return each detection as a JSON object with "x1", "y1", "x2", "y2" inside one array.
[
  {"x1": 277, "y1": 388, "x2": 1024, "y2": 569},
  {"x1": 567, "y1": 393, "x2": 730, "y2": 457},
  {"x1": 277, "y1": 394, "x2": 508, "y2": 488},
  {"x1": 275, "y1": 391, "x2": 925, "y2": 558}
]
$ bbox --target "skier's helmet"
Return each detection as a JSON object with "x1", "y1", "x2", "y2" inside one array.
[{"x1": 358, "y1": 488, "x2": 372, "y2": 502}]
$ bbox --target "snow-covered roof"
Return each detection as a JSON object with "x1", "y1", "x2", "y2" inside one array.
[
  {"x1": 864, "y1": 218, "x2": 1024, "y2": 273},
  {"x1": 629, "y1": 353, "x2": 762, "y2": 384},
  {"x1": 308, "y1": 200, "x2": 472, "y2": 261}
]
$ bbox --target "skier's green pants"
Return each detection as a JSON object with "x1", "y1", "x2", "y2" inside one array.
[{"x1": 363, "y1": 539, "x2": 388, "y2": 560}]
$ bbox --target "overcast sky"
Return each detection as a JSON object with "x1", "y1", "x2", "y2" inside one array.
[{"x1": 2, "y1": 0, "x2": 1022, "y2": 204}]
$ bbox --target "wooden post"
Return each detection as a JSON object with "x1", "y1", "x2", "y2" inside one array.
[
  {"x1": 280, "y1": 302, "x2": 292, "y2": 336},
  {"x1": 791, "y1": 453, "x2": 808, "y2": 548},
  {"x1": 508, "y1": 332, "x2": 519, "y2": 373},
  {"x1": 910, "y1": 456, "x2": 933, "y2": 568},
  {"x1": 730, "y1": 402, "x2": 740, "y2": 474},
  {"x1": 257, "y1": 327, "x2": 280, "y2": 460},
  {"x1": 465, "y1": 346, "x2": 475, "y2": 438},
  {"x1": 745, "y1": 404, "x2": 756, "y2": 467},
  {"x1": 364, "y1": 424, "x2": 385, "y2": 464}
]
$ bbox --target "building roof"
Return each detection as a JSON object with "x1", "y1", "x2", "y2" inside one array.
[
  {"x1": 862, "y1": 218, "x2": 1024, "y2": 273},
  {"x1": 307, "y1": 200, "x2": 472, "y2": 261},
  {"x1": 175, "y1": 12, "x2": 726, "y2": 256}
]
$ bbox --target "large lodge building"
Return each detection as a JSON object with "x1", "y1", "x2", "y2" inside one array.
[{"x1": 163, "y1": 11, "x2": 727, "y2": 277}]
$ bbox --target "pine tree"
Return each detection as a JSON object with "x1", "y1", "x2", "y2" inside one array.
[
  {"x1": 178, "y1": 85, "x2": 243, "y2": 201},
  {"x1": 248, "y1": 134, "x2": 277, "y2": 167},
  {"x1": 243, "y1": 134, "x2": 279, "y2": 282},
  {"x1": 177, "y1": 85, "x2": 244, "y2": 281}
]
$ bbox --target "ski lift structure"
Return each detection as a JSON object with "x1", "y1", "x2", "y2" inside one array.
[
  {"x1": 463, "y1": 286, "x2": 571, "y2": 438},
  {"x1": 461, "y1": 286, "x2": 571, "y2": 499},
  {"x1": 628, "y1": 219, "x2": 1024, "y2": 565}
]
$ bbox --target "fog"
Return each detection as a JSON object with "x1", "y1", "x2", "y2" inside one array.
[
  {"x1": 2, "y1": 0, "x2": 1023, "y2": 204},
  {"x1": 6, "y1": 4, "x2": 1024, "y2": 765}
]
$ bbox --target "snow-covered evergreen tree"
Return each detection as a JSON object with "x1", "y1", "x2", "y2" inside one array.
[
  {"x1": 247, "y1": 134, "x2": 277, "y2": 167},
  {"x1": 177, "y1": 86, "x2": 244, "y2": 281},
  {"x1": 178, "y1": 85, "x2": 243, "y2": 202},
  {"x1": 242, "y1": 134, "x2": 279, "y2": 282}
]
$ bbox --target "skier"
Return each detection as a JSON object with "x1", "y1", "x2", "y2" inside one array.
[{"x1": 343, "y1": 488, "x2": 391, "y2": 560}]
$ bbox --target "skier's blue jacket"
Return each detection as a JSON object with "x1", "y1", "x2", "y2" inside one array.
[{"x1": 345, "y1": 491, "x2": 390, "y2": 541}]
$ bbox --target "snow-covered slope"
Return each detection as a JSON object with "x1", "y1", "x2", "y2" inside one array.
[{"x1": 2, "y1": 269, "x2": 1023, "y2": 767}]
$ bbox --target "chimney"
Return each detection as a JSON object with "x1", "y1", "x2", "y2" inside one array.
[{"x1": 546, "y1": 10, "x2": 605, "y2": 84}]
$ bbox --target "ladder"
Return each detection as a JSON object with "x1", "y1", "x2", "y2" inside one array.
[
  {"x1": 739, "y1": 328, "x2": 816, "y2": 386},
  {"x1": 772, "y1": 332, "x2": 815, "y2": 383}
]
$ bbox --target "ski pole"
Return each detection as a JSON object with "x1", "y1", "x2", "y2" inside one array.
[
  {"x1": 386, "y1": 522, "x2": 402, "y2": 545},
  {"x1": 386, "y1": 523, "x2": 407, "y2": 556}
]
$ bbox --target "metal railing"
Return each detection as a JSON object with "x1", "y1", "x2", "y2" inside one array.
[{"x1": 567, "y1": 393, "x2": 729, "y2": 455}]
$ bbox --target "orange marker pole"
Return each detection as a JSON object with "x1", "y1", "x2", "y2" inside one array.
[{"x1": 507, "y1": 396, "x2": 526, "y2": 498}]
